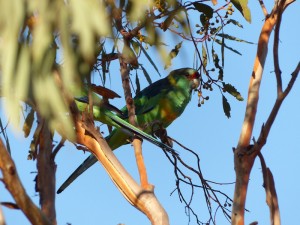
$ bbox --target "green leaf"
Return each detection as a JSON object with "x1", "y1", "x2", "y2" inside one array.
[
  {"x1": 140, "y1": 65, "x2": 152, "y2": 85},
  {"x1": 216, "y1": 33, "x2": 254, "y2": 44},
  {"x1": 231, "y1": 0, "x2": 251, "y2": 23},
  {"x1": 215, "y1": 39, "x2": 242, "y2": 55},
  {"x1": 33, "y1": 75, "x2": 75, "y2": 140},
  {"x1": 122, "y1": 45, "x2": 138, "y2": 68},
  {"x1": 135, "y1": 72, "x2": 140, "y2": 94},
  {"x1": 221, "y1": 36, "x2": 225, "y2": 67},
  {"x1": 139, "y1": 43, "x2": 161, "y2": 77},
  {"x1": 227, "y1": 19, "x2": 243, "y2": 28},
  {"x1": 131, "y1": 41, "x2": 140, "y2": 55},
  {"x1": 223, "y1": 83, "x2": 244, "y2": 101},
  {"x1": 23, "y1": 108, "x2": 35, "y2": 138},
  {"x1": 193, "y1": 3, "x2": 214, "y2": 19},
  {"x1": 212, "y1": 49, "x2": 223, "y2": 80},
  {"x1": 165, "y1": 41, "x2": 182, "y2": 69},
  {"x1": 202, "y1": 44, "x2": 207, "y2": 69},
  {"x1": 222, "y1": 95, "x2": 231, "y2": 118},
  {"x1": 161, "y1": 12, "x2": 176, "y2": 31}
]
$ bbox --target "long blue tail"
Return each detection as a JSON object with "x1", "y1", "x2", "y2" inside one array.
[{"x1": 56, "y1": 154, "x2": 97, "y2": 194}]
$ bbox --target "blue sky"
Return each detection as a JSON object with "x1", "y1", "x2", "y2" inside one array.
[{"x1": 1, "y1": 1, "x2": 300, "y2": 225}]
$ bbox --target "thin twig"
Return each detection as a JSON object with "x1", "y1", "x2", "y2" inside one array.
[
  {"x1": 273, "y1": 0, "x2": 284, "y2": 95},
  {"x1": 162, "y1": 136, "x2": 232, "y2": 224},
  {"x1": 256, "y1": 61, "x2": 300, "y2": 148},
  {"x1": 51, "y1": 138, "x2": 65, "y2": 160},
  {"x1": 258, "y1": 0, "x2": 269, "y2": 17}
]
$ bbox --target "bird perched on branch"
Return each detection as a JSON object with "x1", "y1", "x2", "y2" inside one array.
[{"x1": 57, "y1": 67, "x2": 200, "y2": 193}]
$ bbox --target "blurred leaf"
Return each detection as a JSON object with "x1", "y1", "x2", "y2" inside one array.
[
  {"x1": 131, "y1": 41, "x2": 140, "y2": 55},
  {"x1": 162, "y1": 8, "x2": 188, "y2": 33},
  {"x1": 223, "y1": 83, "x2": 244, "y2": 101},
  {"x1": 212, "y1": 49, "x2": 223, "y2": 80},
  {"x1": 29, "y1": 123, "x2": 43, "y2": 160},
  {"x1": 69, "y1": 0, "x2": 110, "y2": 60},
  {"x1": 221, "y1": 36, "x2": 225, "y2": 67},
  {"x1": 145, "y1": 22, "x2": 157, "y2": 46},
  {"x1": 216, "y1": 33, "x2": 254, "y2": 44},
  {"x1": 0, "y1": 117, "x2": 11, "y2": 154},
  {"x1": 15, "y1": 46, "x2": 30, "y2": 101},
  {"x1": 211, "y1": 0, "x2": 218, "y2": 5},
  {"x1": 165, "y1": 41, "x2": 182, "y2": 69},
  {"x1": 33, "y1": 75, "x2": 74, "y2": 140},
  {"x1": 91, "y1": 84, "x2": 120, "y2": 99},
  {"x1": 227, "y1": 19, "x2": 243, "y2": 28},
  {"x1": 162, "y1": 11, "x2": 176, "y2": 31},
  {"x1": 135, "y1": 72, "x2": 141, "y2": 94},
  {"x1": 215, "y1": 39, "x2": 242, "y2": 55},
  {"x1": 129, "y1": 0, "x2": 153, "y2": 22},
  {"x1": 23, "y1": 108, "x2": 35, "y2": 138},
  {"x1": 141, "y1": 65, "x2": 152, "y2": 85},
  {"x1": 139, "y1": 43, "x2": 161, "y2": 77},
  {"x1": 122, "y1": 45, "x2": 139, "y2": 68},
  {"x1": 231, "y1": 0, "x2": 251, "y2": 23},
  {"x1": 193, "y1": 3, "x2": 214, "y2": 18},
  {"x1": 222, "y1": 95, "x2": 231, "y2": 118},
  {"x1": 202, "y1": 44, "x2": 207, "y2": 69}
]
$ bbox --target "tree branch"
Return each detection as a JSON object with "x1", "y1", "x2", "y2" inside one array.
[
  {"x1": 71, "y1": 107, "x2": 169, "y2": 225},
  {"x1": 232, "y1": 1, "x2": 296, "y2": 225},
  {"x1": 36, "y1": 119, "x2": 57, "y2": 225},
  {"x1": 273, "y1": 0, "x2": 284, "y2": 95},
  {"x1": 0, "y1": 138, "x2": 51, "y2": 225},
  {"x1": 258, "y1": 153, "x2": 281, "y2": 225},
  {"x1": 0, "y1": 202, "x2": 6, "y2": 225}
]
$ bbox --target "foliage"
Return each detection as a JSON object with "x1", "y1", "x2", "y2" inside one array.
[{"x1": 0, "y1": 0, "x2": 251, "y2": 131}]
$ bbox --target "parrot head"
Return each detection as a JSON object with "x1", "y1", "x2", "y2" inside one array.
[{"x1": 168, "y1": 68, "x2": 200, "y2": 91}]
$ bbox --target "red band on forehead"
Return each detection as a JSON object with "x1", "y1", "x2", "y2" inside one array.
[{"x1": 191, "y1": 71, "x2": 200, "y2": 79}]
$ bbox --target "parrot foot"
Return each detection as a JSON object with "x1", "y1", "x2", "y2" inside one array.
[{"x1": 145, "y1": 120, "x2": 173, "y2": 147}]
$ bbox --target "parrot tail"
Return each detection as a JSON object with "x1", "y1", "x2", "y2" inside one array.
[{"x1": 56, "y1": 154, "x2": 97, "y2": 194}]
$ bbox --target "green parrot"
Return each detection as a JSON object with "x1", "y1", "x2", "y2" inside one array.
[{"x1": 57, "y1": 67, "x2": 200, "y2": 194}]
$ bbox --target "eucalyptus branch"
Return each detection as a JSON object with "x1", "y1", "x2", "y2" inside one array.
[
  {"x1": 70, "y1": 104, "x2": 169, "y2": 225},
  {"x1": 36, "y1": 118, "x2": 57, "y2": 225},
  {"x1": 232, "y1": 1, "x2": 297, "y2": 225},
  {"x1": 0, "y1": 202, "x2": 6, "y2": 225},
  {"x1": 0, "y1": 138, "x2": 52, "y2": 225},
  {"x1": 258, "y1": 153, "x2": 281, "y2": 225},
  {"x1": 273, "y1": 0, "x2": 284, "y2": 95}
]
